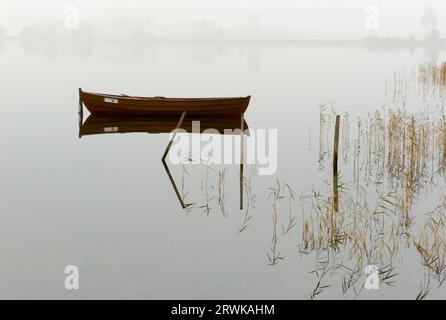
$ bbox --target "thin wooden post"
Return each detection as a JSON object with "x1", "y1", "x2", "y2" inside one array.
[
  {"x1": 78, "y1": 111, "x2": 83, "y2": 139},
  {"x1": 162, "y1": 159, "x2": 186, "y2": 209},
  {"x1": 333, "y1": 115, "x2": 340, "y2": 212},
  {"x1": 78, "y1": 88, "x2": 84, "y2": 139},
  {"x1": 162, "y1": 111, "x2": 186, "y2": 161},
  {"x1": 78, "y1": 88, "x2": 83, "y2": 115},
  {"x1": 240, "y1": 113, "x2": 244, "y2": 210}
]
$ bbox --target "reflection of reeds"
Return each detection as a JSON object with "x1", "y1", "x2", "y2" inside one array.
[
  {"x1": 308, "y1": 255, "x2": 331, "y2": 300},
  {"x1": 238, "y1": 167, "x2": 257, "y2": 233},
  {"x1": 319, "y1": 104, "x2": 327, "y2": 164},
  {"x1": 265, "y1": 179, "x2": 298, "y2": 264},
  {"x1": 390, "y1": 62, "x2": 446, "y2": 102},
  {"x1": 180, "y1": 152, "x2": 197, "y2": 213},
  {"x1": 181, "y1": 164, "x2": 194, "y2": 212},
  {"x1": 199, "y1": 157, "x2": 214, "y2": 216},
  {"x1": 419, "y1": 62, "x2": 446, "y2": 99},
  {"x1": 281, "y1": 183, "x2": 297, "y2": 235},
  {"x1": 181, "y1": 155, "x2": 257, "y2": 230},
  {"x1": 297, "y1": 175, "x2": 405, "y2": 298},
  {"x1": 414, "y1": 199, "x2": 446, "y2": 283},
  {"x1": 218, "y1": 168, "x2": 227, "y2": 217},
  {"x1": 416, "y1": 283, "x2": 431, "y2": 300},
  {"x1": 379, "y1": 264, "x2": 398, "y2": 287},
  {"x1": 267, "y1": 180, "x2": 285, "y2": 265},
  {"x1": 342, "y1": 112, "x2": 351, "y2": 163},
  {"x1": 341, "y1": 268, "x2": 360, "y2": 297},
  {"x1": 319, "y1": 103, "x2": 337, "y2": 169},
  {"x1": 416, "y1": 273, "x2": 431, "y2": 300}
]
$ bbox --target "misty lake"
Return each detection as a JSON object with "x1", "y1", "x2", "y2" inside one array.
[{"x1": 1, "y1": 38, "x2": 446, "y2": 299}]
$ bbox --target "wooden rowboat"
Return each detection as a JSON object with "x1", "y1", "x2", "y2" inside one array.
[{"x1": 79, "y1": 88, "x2": 251, "y2": 117}]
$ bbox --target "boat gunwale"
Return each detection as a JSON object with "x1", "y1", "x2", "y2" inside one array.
[{"x1": 81, "y1": 90, "x2": 251, "y2": 102}]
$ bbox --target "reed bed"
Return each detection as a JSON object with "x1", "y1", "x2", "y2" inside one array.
[
  {"x1": 170, "y1": 66, "x2": 446, "y2": 298},
  {"x1": 320, "y1": 106, "x2": 446, "y2": 215},
  {"x1": 296, "y1": 101, "x2": 446, "y2": 299}
]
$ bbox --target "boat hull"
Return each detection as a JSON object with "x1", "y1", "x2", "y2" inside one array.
[{"x1": 79, "y1": 89, "x2": 250, "y2": 117}]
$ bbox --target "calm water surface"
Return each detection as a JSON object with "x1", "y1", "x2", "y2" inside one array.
[{"x1": 1, "y1": 39, "x2": 446, "y2": 299}]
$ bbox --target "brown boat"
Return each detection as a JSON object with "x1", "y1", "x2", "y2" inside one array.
[
  {"x1": 79, "y1": 114, "x2": 249, "y2": 137},
  {"x1": 79, "y1": 88, "x2": 251, "y2": 117}
]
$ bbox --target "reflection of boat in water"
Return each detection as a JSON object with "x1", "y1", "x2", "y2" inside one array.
[
  {"x1": 79, "y1": 88, "x2": 251, "y2": 117},
  {"x1": 79, "y1": 114, "x2": 249, "y2": 137},
  {"x1": 78, "y1": 113, "x2": 248, "y2": 210}
]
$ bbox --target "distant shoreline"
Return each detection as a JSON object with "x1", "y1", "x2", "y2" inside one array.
[{"x1": 2, "y1": 35, "x2": 445, "y2": 50}]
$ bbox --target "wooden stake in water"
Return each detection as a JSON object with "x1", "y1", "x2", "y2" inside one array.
[
  {"x1": 162, "y1": 159, "x2": 186, "y2": 209},
  {"x1": 78, "y1": 88, "x2": 84, "y2": 116},
  {"x1": 333, "y1": 115, "x2": 340, "y2": 212},
  {"x1": 162, "y1": 111, "x2": 187, "y2": 162},
  {"x1": 78, "y1": 88, "x2": 84, "y2": 139},
  {"x1": 240, "y1": 112, "x2": 244, "y2": 210}
]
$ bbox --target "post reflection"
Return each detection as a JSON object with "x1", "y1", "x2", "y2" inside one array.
[{"x1": 79, "y1": 113, "x2": 249, "y2": 210}]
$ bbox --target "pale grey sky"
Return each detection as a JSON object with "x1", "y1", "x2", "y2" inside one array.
[{"x1": 1, "y1": 0, "x2": 445, "y2": 38}]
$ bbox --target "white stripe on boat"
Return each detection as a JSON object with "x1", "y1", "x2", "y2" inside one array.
[
  {"x1": 104, "y1": 97, "x2": 119, "y2": 104},
  {"x1": 103, "y1": 127, "x2": 119, "y2": 133}
]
